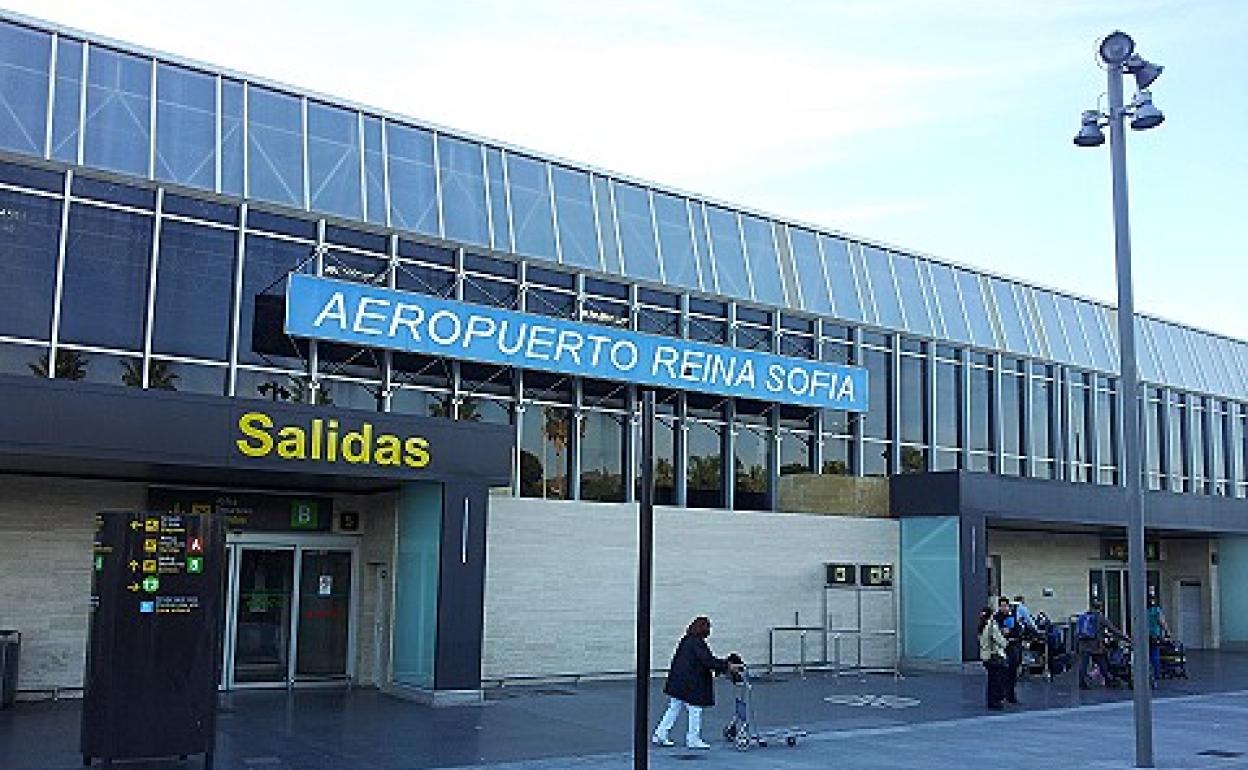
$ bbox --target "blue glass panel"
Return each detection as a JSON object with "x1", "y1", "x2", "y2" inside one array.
[
  {"x1": 614, "y1": 182, "x2": 660, "y2": 282},
  {"x1": 954, "y1": 270, "x2": 995, "y2": 348},
  {"x1": 892, "y1": 254, "x2": 932, "y2": 337},
  {"x1": 1134, "y1": 323, "x2": 1158, "y2": 383},
  {"x1": 705, "y1": 205, "x2": 749, "y2": 300},
  {"x1": 437, "y1": 135, "x2": 487, "y2": 247},
  {"x1": 385, "y1": 122, "x2": 437, "y2": 236},
  {"x1": 155, "y1": 63, "x2": 214, "y2": 190},
  {"x1": 0, "y1": 21, "x2": 50, "y2": 156},
  {"x1": 989, "y1": 278, "x2": 1030, "y2": 354},
  {"x1": 653, "y1": 192, "x2": 698, "y2": 290},
  {"x1": 84, "y1": 47, "x2": 151, "y2": 177},
  {"x1": 741, "y1": 215, "x2": 784, "y2": 306},
  {"x1": 1101, "y1": 307, "x2": 1120, "y2": 366},
  {"x1": 1140, "y1": 319, "x2": 1169, "y2": 382},
  {"x1": 1053, "y1": 294, "x2": 1092, "y2": 366},
  {"x1": 362, "y1": 116, "x2": 385, "y2": 225},
  {"x1": 0, "y1": 189, "x2": 60, "y2": 340},
  {"x1": 901, "y1": 517, "x2": 963, "y2": 663},
  {"x1": 220, "y1": 79, "x2": 243, "y2": 196},
  {"x1": 59, "y1": 203, "x2": 152, "y2": 350},
  {"x1": 1213, "y1": 338, "x2": 1242, "y2": 397},
  {"x1": 862, "y1": 246, "x2": 902, "y2": 330},
  {"x1": 926, "y1": 263, "x2": 969, "y2": 344},
  {"x1": 1170, "y1": 325, "x2": 1205, "y2": 392},
  {"x1": 507, "y1": 154, "x2": 555, "y2": 261},
  {"x1": 1034, "y1": 290, "x2": 1071, "y2": 365},
  {"x1": 788, "y1": 228, "x2": 830, "y2": 315},
  {"x1": 551, "y1": 166, "x2": 599, "y2": 269},
  {"x1": 1149, "y1": 319, "x2": 1181, "y2": 385},
  {"x1": 153, "y1": 219, "x2": 234, "y2": 360},
  {"x1": 820, "y1": 235, "x2": 862, "y2": 322},
  {"x1": 239, "y1": 233, "x2": 313, "y2": 366},
  {"x1": 1074, "y1": 300, "x2": 1112, "y2": 370},
  {"x1": 593, "y1": 176, "x2": 620, "y2": 273},
  {"x1": 689, "y1": 202, "x2": 713, "y2": 290},
  {"x1": 307, "y1": 101, "x2": 361, "y2": 219},
  {"x1": 1203, "y1": 336, "x2": 1233, "y2": 396},
  {"x1": 486, "y1": 148, "x2": 510, "y2": 252},
  {"x1": 247, "y1": 87, "x2": 303, "y2": 207},
  {"x1": 50, "y1": 37, "x2": 80, "y2": 162}
]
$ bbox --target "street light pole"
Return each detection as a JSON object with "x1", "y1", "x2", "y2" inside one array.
[
  {"x1": 1101, "y1": 33, "x2": 1154, "y2": 768},
  {"x1": 633, "y1": 390, "x2": 656, "y2": 770}
]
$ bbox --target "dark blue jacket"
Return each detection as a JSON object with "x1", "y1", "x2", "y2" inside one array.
[{"x1": 663, "y1": 634, "x2": 730, "y2": 707}]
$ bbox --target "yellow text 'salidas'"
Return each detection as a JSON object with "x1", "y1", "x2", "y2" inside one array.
[{"x1": 234, "y1": 411, "x2": 431, "y2": 468}]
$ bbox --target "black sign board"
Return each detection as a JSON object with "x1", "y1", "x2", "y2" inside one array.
[
  {"x1": 825, "y1": 562, "x2": 857, "y2": 586},
  {"x1": 81, "y1": 511, "x2": 223, "y2": 767},
  {"x1": 148, "y1": 487, "x2": 332, "y2": 532},
  {"x1": 1100, "y1": 539, "x2": 1161, "y2": 562},
  {"x1": 859, "y1": 564, "x2": 894, "y2": 587}
]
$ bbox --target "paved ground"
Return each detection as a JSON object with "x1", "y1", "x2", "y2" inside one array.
[{"x1": 3, "y1": 651, "x2": 1248, "y2": 769}]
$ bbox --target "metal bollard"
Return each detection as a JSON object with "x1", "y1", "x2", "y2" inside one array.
[
  {"x1": 799, "y1": 631, "x2": 807, "y2": 679},
  {"x1": 833, "y1": 634, "x2": 842, "y2": 678}
]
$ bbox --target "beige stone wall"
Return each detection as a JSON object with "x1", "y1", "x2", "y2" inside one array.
[
  {"x1": 777, "y1": 474, "x2": 890, "y2": 517},
  {"x1": 344, "y1": 491, "x2": 396, "y2": 686},
  {"x1": 0, "y1": 477, "x2": 394, "y2": 694},
  {"x1": 987, "y1": 529, "x2": 1215, "y2": 647},
  {"x1": 481, "y1": 498, "x2": 898, "y2": 680},
  {"x1": 0, "y1": 477, "x2": 145, "y2": 694}
]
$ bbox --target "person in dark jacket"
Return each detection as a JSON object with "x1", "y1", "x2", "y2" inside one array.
[
  {"x1": 652, "y1": 616, "x2": 742, "y2": 750},
  {"x1": 996, "y1": 596, "x2": 1023, "y2": 704}
]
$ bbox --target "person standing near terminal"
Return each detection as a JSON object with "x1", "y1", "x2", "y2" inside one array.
[
  {"x1": 978, "y1": 607, "x2": 1008, "y2": 710},
  {"x1": 1147, "y1": 596, "x2": 1172, "y2": 683},
  {"x1": 653, "y1": 616, "x2": 742, "y2": 750},
  {"x1": 996, "y1": 596, "x2": 1022, "y2": 704},
  {"x1": 1013, "y1": 595, "x2": 1038, "y2": 634}
]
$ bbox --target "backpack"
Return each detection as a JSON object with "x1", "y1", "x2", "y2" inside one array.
[{"x1": 1076, "y1": 611, "x2": 1099, "y2": 641}]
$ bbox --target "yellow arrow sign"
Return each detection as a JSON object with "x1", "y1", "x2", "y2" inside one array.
[
  {"x1": 126, "y1": 583, "x2": 140, "y2": 593},
  {"x1": 128, "y1": 560, "x2": 139, "y2": 571},
  {"x1": 129, "y1": 520, "x2": 142, "y2": 531}
]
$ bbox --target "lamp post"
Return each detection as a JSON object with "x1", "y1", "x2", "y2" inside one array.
[{"x1": 1074, "y1": 31, "x2": 1165, "y2": 768}]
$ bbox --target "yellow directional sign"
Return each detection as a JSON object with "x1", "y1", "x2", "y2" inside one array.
[
  {"x1": 128, "y1": 560, "x2": 139, "y2": 571},
  {"x1": 144, "y1": 519, "x2": 159, "y2": 533},
  {"x1": 143, "y1": 539, "x2": 157, "y2": 554},
  {"x1": 142, "y1": 560, "x2": 157, "y2": 574},
  {"x1": 129, "y1": 520, "x2": 142, "y2": 531},
  {"x1": 126, "y1": 582, "x2": 140, "y2": 593}
]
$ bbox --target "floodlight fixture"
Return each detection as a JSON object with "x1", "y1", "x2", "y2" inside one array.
[
  {"x1": 1074, "y1": 110, "x2": 1106, "y2": 147},
  {"x1": 1099, "y1": 31, "x2": 1135, "y2": 66},
  {"x1": 1130, "y1": 91, "x2": 1165, "y2": 130},
  {"x1": 1124, "y1": 54, "x2": 1164, "y2": 89}
]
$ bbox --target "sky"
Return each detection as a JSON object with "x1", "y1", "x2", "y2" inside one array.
[{"x1": 9, "y1": 0, "x2": 1246, "y2": 340}]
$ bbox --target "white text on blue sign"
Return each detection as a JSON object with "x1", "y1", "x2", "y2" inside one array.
[{"x1": 284, "y1": 274, "x2": 869, "y2": 411}]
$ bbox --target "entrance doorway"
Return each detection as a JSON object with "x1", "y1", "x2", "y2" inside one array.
[
  {"x1": 1088, "y1": 568, "x2": 1160, "y2": 633},
  {"x1": 222, "y1": 535, "x2": 359, "y2": 689},
  {"x1": 1178, "y1": 580, "x2": 1203, "y2": 648}
]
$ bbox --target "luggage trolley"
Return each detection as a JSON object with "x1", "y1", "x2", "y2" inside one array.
[{"x1": 721, "y1": 665, "x2": 807, "y2": 751}]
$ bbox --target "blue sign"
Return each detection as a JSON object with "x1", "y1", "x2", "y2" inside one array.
[{"x1": 284, "y1": 274, "x2": 868, "y2": 411}]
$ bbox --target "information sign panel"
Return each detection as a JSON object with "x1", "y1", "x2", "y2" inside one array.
[{"x1": 81, "y1": 511, "x2": 223, "y2": 767}]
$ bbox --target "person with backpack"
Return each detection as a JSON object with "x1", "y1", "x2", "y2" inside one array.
[
  {"x1": 978, "y1": 606, "x2": 1008, "y2": 710},
  {"x1": 1076, "y1": 599, "x2": 1123, "y2": 689},
  {"x1": 996, "y1": 596, "x2": 1023, "y2": 704}
]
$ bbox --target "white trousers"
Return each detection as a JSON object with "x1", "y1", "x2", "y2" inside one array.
[{"x1": 655, "y1": 697, "x2": 703, "y2": 743}]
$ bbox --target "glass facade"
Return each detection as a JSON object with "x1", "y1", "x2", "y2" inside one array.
[{"x1": 0, "y1": 13, "x2": 1243, "y2": 513}]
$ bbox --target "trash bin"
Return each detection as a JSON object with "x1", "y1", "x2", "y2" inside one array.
[{"x1": 0, "y1": 630, "x2": 20, "y2": 708}]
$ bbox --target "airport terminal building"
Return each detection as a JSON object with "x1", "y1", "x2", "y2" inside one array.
[{"x1": 0, "y1": 11, "x2": 1246, "y2": 702}]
